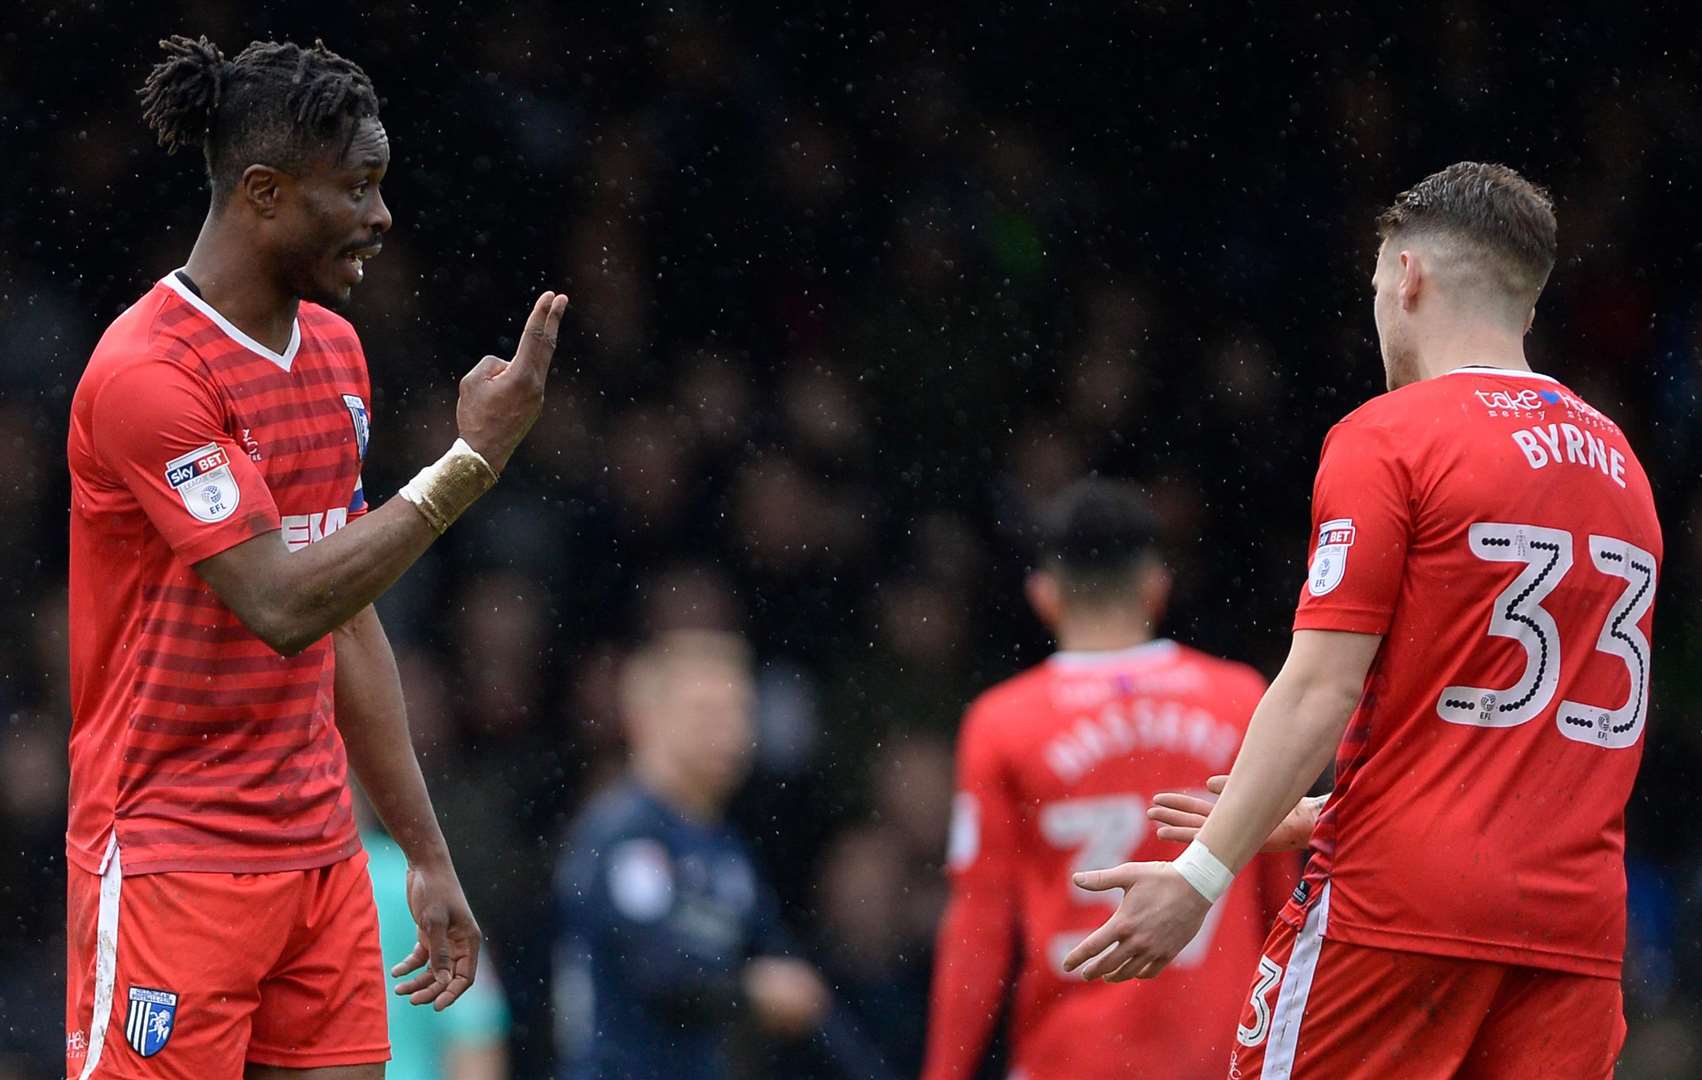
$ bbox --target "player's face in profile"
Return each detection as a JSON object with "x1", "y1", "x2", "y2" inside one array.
[
  {"x1": 276, "y1": 117, "x2": 392, "y2": 309},
  {"x1": 1372, "y1": 239, "x2": 1418, "y2": 390}
]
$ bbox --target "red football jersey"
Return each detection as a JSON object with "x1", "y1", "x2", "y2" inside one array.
[
  {"x1": 1287, "y1": 366, "x2": 1661, "y2": 978},
  {"x1": 924, "y1": 641, "x2": 1297, "y2": 1080},
  {"x1": 66, "y1": 272, "x2": 372, "y2": 877}
]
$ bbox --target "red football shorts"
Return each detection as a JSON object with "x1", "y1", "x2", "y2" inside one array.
[
  {"x1": 1229, "y1": 884, "x2": 1624, "y2": 1079},
  {"x1": 65, "y1": 843, "x2": 390, "y2": 1078}
]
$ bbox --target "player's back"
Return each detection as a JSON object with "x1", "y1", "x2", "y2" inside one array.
[
  {"x1": 1292, "y1": 366, "x2": 1661, "y2": 977},
  {"x1": 945, "y1": 640, "x2": 1289, "y2": 1079}
]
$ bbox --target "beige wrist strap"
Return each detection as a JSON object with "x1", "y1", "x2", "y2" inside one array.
[{"x1": 397, "y1": 438, "x2": 498, "y2": 535}]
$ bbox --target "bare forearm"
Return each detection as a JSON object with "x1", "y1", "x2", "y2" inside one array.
[
  {"x1": 1196, "y1": 631, "x2": 1378, "y2": 873},
  {"x1": 335, "y1": 605, "x2": 452, "y2": 866},
  {"x1": 198, "y1": 498, "x2": 437, "y2": 655},
  {"x1": 1197, "y1": 682, "x2": 1351, "y2": 873}
]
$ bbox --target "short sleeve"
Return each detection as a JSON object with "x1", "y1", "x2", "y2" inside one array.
[
  {"x1": 1293, "y1": 416, "x2": 1412, "y2": 634},
  {"x1": 90, "y1": 358, "x2": 281, "y2": 564}
]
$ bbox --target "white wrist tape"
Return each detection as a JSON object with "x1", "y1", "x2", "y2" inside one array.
[
  {"x1": 1172, "y1": 840, "x2": 1234, "y2": 904},
  {"x1": 397, "y1": 438, "x2": 498, "y2": 535}
]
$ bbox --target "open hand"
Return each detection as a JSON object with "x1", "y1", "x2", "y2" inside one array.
[
  {"x1": 456, "y1": 291, "x2": 569, "y2": 472},
  {"x1": 392, "y1": 860, "x2": 482, "y2": 1010},
  {"x1": 1147, "y1": 774, "x2": 1323, "y2": 853},
  {"x1": 1059, "y1": 861, "x2": 1211, "y2": 983}
]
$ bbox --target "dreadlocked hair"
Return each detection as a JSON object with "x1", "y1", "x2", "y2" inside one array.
[{"x1": 139, "y1": 35, "x2": 379, "y2": 203}]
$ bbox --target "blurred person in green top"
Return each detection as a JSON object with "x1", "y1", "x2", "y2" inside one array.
[{"x1": 363, "y1": 816, "x2": 512, "y2": 1079}]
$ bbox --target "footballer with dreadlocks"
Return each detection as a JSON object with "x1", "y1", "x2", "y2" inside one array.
[{"x1": 64, "y1": 36, "x2": 567, "y2": 1078}]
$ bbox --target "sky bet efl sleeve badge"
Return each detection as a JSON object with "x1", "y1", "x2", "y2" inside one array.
[
  {"x1": 165, "y1": 443, "x2": 241, "y2": 523},
  {"x1": 125, "y1": 986, "x2": 177, "y2": 1057},
  {"x1": 1308, "y1": 518, "x2": 1357, "y2": 596}
]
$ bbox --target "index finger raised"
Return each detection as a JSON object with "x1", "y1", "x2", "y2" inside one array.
[{"x1": 511, "y1": 290, "x2": 569, "y2": 376}]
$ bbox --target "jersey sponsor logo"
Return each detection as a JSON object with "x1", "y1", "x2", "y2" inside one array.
[
  {"x1": 1307, "y1": 517, "x2": 1355, "y2": 596},
  {"x1": 164, "y1": 443, "x2": 241, "y2": 523},
  {"x1": 125, "y1": 986, "x2": 177, "y2": 1058},
  {"x1": 1475, "y1": 386, "x2": 1615, "y2": 427},
  {"x1": 239, "y1": 427, "x2": 263, "y2": 461},
  {"x1": 281, "y1": 507, "x2": 350, "y2": 550},
  {"x1": 342, "y1": 394, "x2": 370, "y2": 460}
]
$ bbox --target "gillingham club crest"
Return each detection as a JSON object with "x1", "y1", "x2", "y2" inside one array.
[
  {"x1": 125, "y1": 986, "x2": 178, "y2": 1058},
  {"x1": 343, "y1": 393, "x2": 371, "y2": 460}
]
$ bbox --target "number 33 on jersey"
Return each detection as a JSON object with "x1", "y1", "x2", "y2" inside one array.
[{"x1": 1289, "y1": 366, "x2": 1661, "y2": 980}]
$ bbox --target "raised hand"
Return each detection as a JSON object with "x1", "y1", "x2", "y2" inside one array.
[
  {"x1": 456, "y1": 290, "x2": 569, "y2": 472},
  {"x1": 392, "y1": 859, "x2": 482, "y2": 1011},
  {"x1": 1147, "y1": 774, "x2": 1324, "y2": 853}
]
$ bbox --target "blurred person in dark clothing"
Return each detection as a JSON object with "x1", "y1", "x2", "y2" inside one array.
[{"x1": 552, "y1": 631, "x2": 830, "y2": 1080}]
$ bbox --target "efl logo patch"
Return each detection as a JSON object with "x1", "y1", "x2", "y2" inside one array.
[
  {"x1": 343, "y1": 394, "x2": 370, "y2": 460},
  {"x1": 164, "y1": 443, "x2": 241, "y2": 523},
  {"x1": 125, "y1": 986, "x2": 177, "y2": 1058},
  {"x1": 1308, "y1": 517, "x2": 1356, "y2": 596}
]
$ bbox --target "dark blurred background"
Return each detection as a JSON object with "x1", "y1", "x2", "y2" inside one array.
[{"x1": 5, "y1": 1, "x2": 1702, "y2": 1076}]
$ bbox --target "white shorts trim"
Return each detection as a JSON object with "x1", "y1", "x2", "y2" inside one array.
[
  {"x1": 76, "y1": 835, "x2": 123, "y2": 1080},
  {"x1": 1260, "y1": 881, "x2": 1331, "y2": 1080}
]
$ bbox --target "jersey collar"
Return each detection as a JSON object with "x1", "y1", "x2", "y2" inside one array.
[
  {"x1": 160, "y1": 270, "x2": 301, "y2": 372},
  {"x1": 1049, "y1": 638, "x2": 1178, "y2": 668},
  {"x1": 1444, "y1": 364, "x2": 1558, "y2": 383}
]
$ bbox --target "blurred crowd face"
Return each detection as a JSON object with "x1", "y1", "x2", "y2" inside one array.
[{"x1": 628, "y1": 643, "x2": 757, "y2": 809}]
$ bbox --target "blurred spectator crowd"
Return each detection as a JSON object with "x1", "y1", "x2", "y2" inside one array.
[{"x1": 5, "y1": 1, "x2": 1702, "y2": 1075}]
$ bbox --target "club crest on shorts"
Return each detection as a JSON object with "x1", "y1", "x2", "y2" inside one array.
[
  {"x1": 125, "y1": 986, "x2": 177, "y2": 1058},
  {"x1": 1308, "y1": 517, "x2": 1356, "y2": 596},
  {"x1": 164, "y1": 443, "x2": 240, "y2": 523},
  {"x1": 342, "y1": 394, "x2": 370, "y2": 460}
]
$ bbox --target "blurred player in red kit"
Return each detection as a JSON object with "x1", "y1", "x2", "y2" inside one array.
[
  {"x1": 64, "y1": 35, "x2": 568, "y2": 1079},
  {"x1": 1063, "y1": 164, "x2": 1660, "y2": 1079},
  {"x1": 923, "y1": 480, "x2": 1301, "y2": 1079}
]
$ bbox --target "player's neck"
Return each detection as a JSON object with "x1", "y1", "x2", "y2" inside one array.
[
  {"x1": 632, "y1": 759, "x2": 724, "y2": 825},
  {"x1": 1412, "y1": 322, "x2": 1531, "y2": 383},
  {"x1": 1053, "y1": 614, "x2": 1155, "y2": 654},
  {"x1": 182, "y1": 214, "x2": 301, "y2": 355}
]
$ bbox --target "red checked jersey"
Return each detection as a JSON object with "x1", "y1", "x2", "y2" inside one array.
[
  {"x1": 65, "y1": 272, "x2": 372, "y2": 877},
  {"x1": 923, "y1": 641, "x2": 1298, "y2": 1080},
  {"x1": 1288, "y1": 366, "x2": 1661, "y2": 978}
]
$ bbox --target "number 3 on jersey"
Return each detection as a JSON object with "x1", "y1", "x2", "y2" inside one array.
[
  {"x1": 1438, "y1": 522, "x2": 1655, "y2": 748},
  {"x1": 1038, "y1": 795, "x2": 1225, "y2": 976}
]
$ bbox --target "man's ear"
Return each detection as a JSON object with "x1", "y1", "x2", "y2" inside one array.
[
  {"x1": 238, "y1": 164, "x2": 285, "y2": 218},
  {"x1": 1397, "y1": 249, "x2": 1424, "y2": 312},
  {"x1": 1137, "y1": 560, "x2": 1172, "y2": 628},
  {"x1": 1025, "y1": 570, "x2": 1063, "y2": 633}
]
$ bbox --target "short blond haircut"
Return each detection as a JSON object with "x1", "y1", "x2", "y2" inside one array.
[{"x1": 1377, "y1": 161, "x2": 1557, "y2": 308}]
